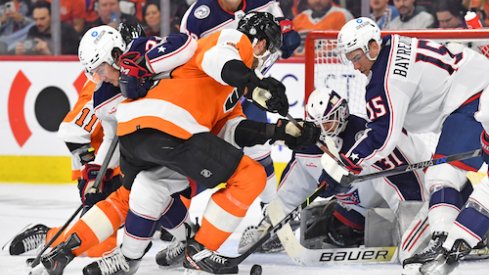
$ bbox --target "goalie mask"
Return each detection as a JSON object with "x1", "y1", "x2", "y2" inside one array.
[
  {"x1": 306, "y1": 88, "x2": 349, "y2": 139},
  {"x1": 78, "y1": 25, "x2": 126, "y2": 82},
  {"x1": 237, "y1": 11, "x2": 282, "y2": 70}
]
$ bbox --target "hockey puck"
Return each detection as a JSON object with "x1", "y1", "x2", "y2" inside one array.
[{"x1": 250, "y1": 264, "x2": 262, "y2": 275}]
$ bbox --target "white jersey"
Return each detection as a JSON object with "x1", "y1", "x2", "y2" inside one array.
[
  {"x1": 348, "y1": 34, "x2": 489, "y2": 165},
  {"x1": 276, "y1": 115, "x2": 430, "y2": 215}
]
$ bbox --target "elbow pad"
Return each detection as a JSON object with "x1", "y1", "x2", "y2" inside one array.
[
  {"x1": 221, "y1": 59, "x2": 254, "y2": 90},
  {"x1": 234, "y1": 120, "x2": 276, "y2": 147}
]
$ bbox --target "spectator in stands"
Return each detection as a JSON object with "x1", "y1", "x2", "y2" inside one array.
[
  {"x1": 84, "y1": 0, "x2": 138, "y2": 34},
  {"x1": 370, "y1": 0, "x2": 399, "y2": 29},
  {"x1": 142, "y1": 0, "x2": 160, "y2": 36},
  {"x1": 434, "y1": 0, "x2": 468, "y2": 28},
  {"x1": 15, "y1": 0, "x2": 79, "y2": 55},
  {"x1": 293, "y1": 0, "x2": 353, "y2": 56},
  {"x1": 0, "y1": 0, "x2": 33, "y2": 54},
  {"x1": 48, "y1": 0, "x2": 86, "y2": 34},
  {"x1": 170, "y1": 0, "x2": 190, "y2": 34},
  {"x1": 386, "y1": 0, "x2": 434, "y2": 29}
]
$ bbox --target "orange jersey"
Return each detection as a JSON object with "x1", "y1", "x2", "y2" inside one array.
[
  {"x1": 58, "y1": 80, "x2": 104, "y2": 179},
  {"x1": 117, "y1": 29, "x2": 253, "y2": 140}
]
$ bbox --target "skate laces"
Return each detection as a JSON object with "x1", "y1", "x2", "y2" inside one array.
[
  {"x1": 208, "y1": 252, "x2": 228, "y2": 265},
  {"x1": 21, "y1": 233, "x2": 45, "y2": 252},
  {"x1": 167, "y1": 238, "x2": 185, "y2": 259},
  {"x1": 97, "y1": 250, "x2": 130, "y2": 275},
  {"x1": 419, "y1": 233, "x2": 445, "y2": 256}
]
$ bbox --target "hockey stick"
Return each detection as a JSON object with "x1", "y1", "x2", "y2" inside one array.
[
  {"x1": 340, "y1": 149, "x2": 482, "y2": 186},
  {"x1": 226, "y1": 181, "x2": 327, "y2": 267},
  {"x1": 29, "y1": 137, "x2": 119, "y2": 268}
]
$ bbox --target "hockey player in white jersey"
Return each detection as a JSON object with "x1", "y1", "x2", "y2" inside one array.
[
  {"x1": 238, "y1": 86, "x2": 435, "y2": 254},
  {"x1": 179, "y1": 0, "x2": 301, "y2": 214},
  {"x1": 331, "y1": 17, "x2": 489, "y2": 274}
]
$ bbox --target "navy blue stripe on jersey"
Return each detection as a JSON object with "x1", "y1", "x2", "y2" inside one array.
[
  {"x1": 339, "y1": 115, "x2": 367, "y2": 153},
  {"x1": 185, "y1": 0, "x2": 278, "y2": 38},
  {"x1": 93, "y1": 82, "x2": 120, "y2": 109},
  {"x1": 372, "y1": 147, "x2": 423, "y2": 201},
  {"x1": 350, "y1": 35, "x2": 394, "y2": 161}
]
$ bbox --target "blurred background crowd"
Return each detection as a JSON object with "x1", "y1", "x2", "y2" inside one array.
[{"x1": 0, "y1": 0, "x2": 487, "y2": 56}]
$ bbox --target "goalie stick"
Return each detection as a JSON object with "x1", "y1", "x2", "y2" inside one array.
[
  {"x1": 267, "y1": 195, "x2": 489, "y2": 265},
  {"x1": 29, "y1": 137, "x2": 119, "y2": 268},
  {"x1": 223, "y1": 182, "x2": 328, "y2": 268}
]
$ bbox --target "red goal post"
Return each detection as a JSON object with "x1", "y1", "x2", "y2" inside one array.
[{"x1": 304, "y1": 29, "x2": 489, "y2": 107}]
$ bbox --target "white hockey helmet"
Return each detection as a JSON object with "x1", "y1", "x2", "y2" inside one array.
[
  {"x1": 337, "y1": 17, "x2": 381, "y2": 63},
  {"x1": 306, "y1": 87, "x2": 349, "y2": 139},
  {"x1": 78, "y1": 25, "x2": 126, "y2": 81}
]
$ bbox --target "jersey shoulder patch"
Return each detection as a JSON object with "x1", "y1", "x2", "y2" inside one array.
[{"x1": 194, "y1": 4, "x2": 210, "y2": 19}]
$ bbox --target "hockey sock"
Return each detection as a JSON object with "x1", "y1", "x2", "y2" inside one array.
[
  {"x1": 195, "y1": 156, "x2": 266, "y2": 250},
  {"x1": 428, "y1": 187, "x2": 463, "y2": 233},
  {"x1": 257, "y1": 154, "x2": 277, "y2": 204}
]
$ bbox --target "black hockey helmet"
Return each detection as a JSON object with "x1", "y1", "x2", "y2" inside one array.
[
  {"x1": 118, "y1": 21, "x2": 146, "y2": 44},
  {"x1": 237, "y1": 11, "x2": 282, "y2": 54}
]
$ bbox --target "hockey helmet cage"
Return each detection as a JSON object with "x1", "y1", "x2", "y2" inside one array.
[{"x1": 306, "y1": 88, "x2": 349, "y2": 139}]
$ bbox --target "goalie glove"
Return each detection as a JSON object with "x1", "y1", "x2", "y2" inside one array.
[
  {"x1": 270, "y1": 119, "x2": 320, "y2": 150},
  {"x1": 321, "y1": 152, "x2": 350, "y2": 184},
  {"x1": 119, "y1": 51, "x2": 153, "y2": 99},
  {"x1": 78, "y1": 163, "x2": 116, "y2": 207},
  {"x1": 245, "y1": 72, "x2": 289, "y2": 116}
]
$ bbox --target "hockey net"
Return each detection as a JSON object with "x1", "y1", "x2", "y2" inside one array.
[{"x1": 305, "y1": 29, "x2": 489, "y2": 150}]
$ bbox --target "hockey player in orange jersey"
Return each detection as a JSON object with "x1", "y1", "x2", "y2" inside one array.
[{"x1": 37, "y1": 12, "x2": 320, "y2": 275}]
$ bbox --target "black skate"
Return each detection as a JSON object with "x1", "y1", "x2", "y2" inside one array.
[
  {"x1": 419, "y1": 239, "x2": 471, "y2": 275},
  {"x1": 83, "y1": 242, "x2": 152, "y2": 275},
  {"x1": 9, "y1": 224, "x2": 49, "y2": 255},
  {"x1": 403, "y1": 232, "x2": 447, "y2": 267},
  {"x1": 155, "y1": 237, "x2": 186, "y2": 267},
  {"x1": 41, "y1": 233, "x2": 80, "y2": 275},
  {"x1": 183, "y1": 238, "x2": 238, "y2": 274}
]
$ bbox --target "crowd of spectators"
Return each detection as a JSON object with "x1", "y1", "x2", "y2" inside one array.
[{"x1": 0, "y1": 0, "x2": 487, "y2": 56}]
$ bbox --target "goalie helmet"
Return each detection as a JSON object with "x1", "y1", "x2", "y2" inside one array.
[
  {"x1": 78, "y1": 25, "x2": 126, "y2": 81},
  {"x1": 306, "y1": 88, "x2": 349, "y2": 139},
  {"x1": 237, "y1": 11, "x2": 282, "y2": 54},
  {"x1": 337, "y1": 17, "x2": 381, "y2": 62}
]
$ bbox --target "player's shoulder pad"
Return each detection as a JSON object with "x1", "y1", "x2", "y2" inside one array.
[
  {"x1": 126, "y1": 36, "x2": 161, "y2": 55},
  {"x1": 146, "y1": 33, "x2": 197, "y2": 74},
  {"x1": 93, "y1": 82, "x2": 120, "y2": 109}
]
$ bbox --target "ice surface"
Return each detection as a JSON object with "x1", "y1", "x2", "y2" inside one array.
[{"x1": 0, "y1": 183, "x2": 487, "y2": 275}]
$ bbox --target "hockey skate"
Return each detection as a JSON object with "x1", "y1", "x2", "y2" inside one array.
[
  {"x1": 237, "y1": 217, "x2": 283, "y2": 254},
  {"x1": 419, "y1": 239, "x2": 471, "y2": 275},
  {"x1": 159, "y1": 226, "x2": 174, "y2": 242},
  {"x1": 40, "y1": 233, "x2": 80, "y2": 275},
  {"x1": 183, "y1": 238, "x2": 238, "y2": 274},
  {"x1": 402, "y1": 232, "x2": 447, "y2": 274},
  {"x1": 9, "y1": 224, "x2": 49, "y2": 255},
  {"x1": 155, "y1": 237, "x2": 186, "y2": 267},
  {"x1": 83, "y1": 242, "x2": 152, "y2": 275}
]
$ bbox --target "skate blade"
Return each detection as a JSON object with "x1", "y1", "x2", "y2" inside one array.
[
  {"x1": 1, "y1": 223, "x2": 33, "y2": 251},
  {"x1": 402, "y1": 264, "x2": 422, "y2": 275}
]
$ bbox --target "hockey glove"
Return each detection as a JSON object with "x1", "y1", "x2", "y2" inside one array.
[
  {"x1": 339, "y1": 153, "x2": 362, "y2": 175},
  {"x1": 245, "y1": 73, "x2": 289, "y2": 116},
  {"x1": 278, "y1": 18, "x2": 300, "y2": 59},
  {"x1": 318, "y1": 170, "x2": 351, "y2": 198},
  {"x1": 481, "y1": 130, "x2": 489, "y2": 165},
  {"x1": 78, "y1": 164, "x2": 116, "y2": 207},
  {"x1": 119, "y1": 51, "x2": 154, "y2": 99},
  {"x1": 270, "y1": 119, "x2": 320, "y2": 150}
]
